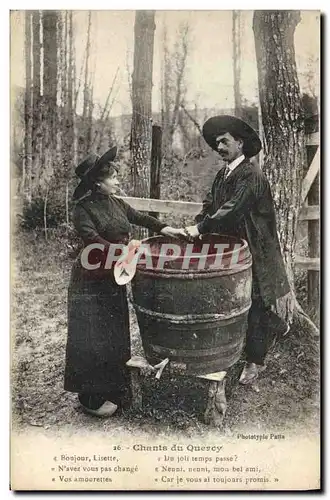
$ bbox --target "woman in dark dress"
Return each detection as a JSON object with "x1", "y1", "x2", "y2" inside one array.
[{"x1": 64, "y1": 146, "x2": 183, "y2": 417}]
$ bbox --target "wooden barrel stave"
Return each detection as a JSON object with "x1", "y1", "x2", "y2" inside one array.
[{"x1": 131, "y1": 234, "x2": 252, "y2": 375}]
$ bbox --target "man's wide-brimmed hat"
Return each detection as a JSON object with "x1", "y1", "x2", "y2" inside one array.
[
  {"x1": 202, "y1": 115, "x2": 262, "y2": 158},
  {"x1": 73, "y1": 146, "x2": 118, "y2": 200}
]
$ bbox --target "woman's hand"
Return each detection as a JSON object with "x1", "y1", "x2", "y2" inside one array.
[
  {"x1": 160, "y1": 226, "x2": 187, "y2": 239},
  {"x1": 128, "y1": 239, "x2": 142, "y2": 252},
  {"x1": 184, "y1": 225, "x2": 200, "y2": 239}
]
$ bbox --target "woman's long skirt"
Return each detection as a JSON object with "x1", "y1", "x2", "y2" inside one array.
[{"x1": 64, "y1": 258, "x2": 131, "y2": 400}]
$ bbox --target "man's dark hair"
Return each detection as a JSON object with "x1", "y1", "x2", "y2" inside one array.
[{"x1": 216, "y1": 131, "x2": 246, "y2": 153}]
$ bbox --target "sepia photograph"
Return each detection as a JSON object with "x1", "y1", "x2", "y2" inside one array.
[{"x1": 10, "y1": 8, "x2": 320, "y2": 491}]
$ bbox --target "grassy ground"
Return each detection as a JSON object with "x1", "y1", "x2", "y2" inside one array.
[{"x1": 11, "y1": 229, "x2": 320, "y2": 437}]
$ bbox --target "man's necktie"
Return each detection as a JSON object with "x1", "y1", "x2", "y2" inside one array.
[
  {"x1": 223, "y1": 166, "x2": 230, "y2": 179},
  {"x1": 214, "y1": 166, "x2": 230, "y2": 207}
]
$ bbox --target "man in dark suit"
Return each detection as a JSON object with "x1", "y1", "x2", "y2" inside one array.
[{"x1": 184, "y1": 115, "x2": 290, "y2": 384}]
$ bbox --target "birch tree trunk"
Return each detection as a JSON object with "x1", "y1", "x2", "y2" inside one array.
[
  {"x1": 131, "y1": 10, "x2": 155, "y2": 198},
  {"x1": 24, "y1": 11, "x2": 33, "y2": 203},
  {"x1": 253, "y1": 11, "x2": 318, "y2": 335},
  {"x1": 67, "y1": 11, "x2": 75, "y2": 165},
  {"x1": 60, "y1": 10, "x2": 73, "y2": 171},
  {"x1": 169, "y1": 23, "x2": 189, "y2": 142},
  {"x1": 87, "y1": 86, "x2": 94, "y2": 152},
  {"x1": 161, "y1": 23, "x2": 171, "y2": 156},
  {"x1": 94, "y1": 67, "x2": 119, "y2": 152},
  {"x1": 82, "y1": 11, "x2": 92, "y2": 156},
  {"x1": 71, "y1": 12, "x2": 78, "y2": 165},
  {"x1": 56, "y1": 13, "x2": 64, "y2": 166},
  {"x1": 42, "y1": 11, "x2": 58, "y2": 174},
  {"x1": 32, "y1": 10, "x2": 41, "y2": 193},
  {"x1": 161, "y1": 22, "x2": 190, "y2": 155}
]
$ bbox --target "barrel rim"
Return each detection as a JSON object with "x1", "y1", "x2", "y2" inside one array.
[{"x1": 137, "y1": 233, "x2": 251, "y2": 274}]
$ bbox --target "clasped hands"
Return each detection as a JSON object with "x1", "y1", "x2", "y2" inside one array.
[{"x1": 160, "y1": 224, "x2": 200, "y2": 241}]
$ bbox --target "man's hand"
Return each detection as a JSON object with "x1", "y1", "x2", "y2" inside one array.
[
  {"x1": 160, "y1": 226, "x2": 187, "y2": 239},
  {"x1": 184, "y1": 225, "x2": 201, "y2": 240}
]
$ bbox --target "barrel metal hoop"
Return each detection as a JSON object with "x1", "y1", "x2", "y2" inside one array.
[
  {"x1": 135, "y1": 259, "x2": 252, "y2": 279},
  {"x1": 150, "y1": 340, "x2": 244, "y2": 358},
  {"x1": 133, "y1": 302, "x2": 251, "y2": 324}
]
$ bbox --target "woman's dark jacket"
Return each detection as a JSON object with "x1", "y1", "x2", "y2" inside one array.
[{"x1": 64, "y1": 192, "x2": 166, "y2": 398}]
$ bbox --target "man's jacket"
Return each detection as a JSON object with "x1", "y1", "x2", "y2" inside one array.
[{"x1": 195, "y1": 158, "x2": 290, "y2": 306}]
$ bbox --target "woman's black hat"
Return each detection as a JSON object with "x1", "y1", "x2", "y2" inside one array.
[{"x1": 73, "y1": 146, "x2": 117, "y2": 200}]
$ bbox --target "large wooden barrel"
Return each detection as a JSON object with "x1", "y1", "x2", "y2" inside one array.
[{"x1": 131, "y1": 234, "x2": 252, "y2": 375}]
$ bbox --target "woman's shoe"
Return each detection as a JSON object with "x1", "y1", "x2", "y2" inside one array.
[{"x1": 80, "y1": 400, "x2": 118, "y2": 417}]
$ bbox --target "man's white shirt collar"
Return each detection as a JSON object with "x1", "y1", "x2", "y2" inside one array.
[{"x1": 226, "y1": 154, "x2": 245, "y2": 177}]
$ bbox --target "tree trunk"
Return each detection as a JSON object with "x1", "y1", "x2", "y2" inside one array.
[
  {"x1": 32, "y1": 10, "x2": 41, "y2": 192},
  {"x1": 94, "y1": 67, "x2": 119, "y2": 151},
  {"x1": 178, "y1": 109, "x2": 191, "y2": 152},
  {"x1": 63, "y1": 11, "x2": 69, "y2": 111},
  {"x1": 131, "y1": 10, "x2": 155, "y2": 202},
  {"x1": 43, "y1": 11, "x2": 58, "y2": 115},
  {"x1": 180, "y1": 103, "x2": 203, "y2": 138},
  {"x1": 149, "y1": 125, "x2": 162, "y2": 228},
  {"x1": 194, "y1": 103, "x2": 201, "y2": 149},
  {"x1": 253, "y1": 11, "x2": 318, "y2": 335},
  {"x1": 42, "y1": 11, "x2": 58, "y2": 177},
  {"x1": 70, "y1": 12, "x2": 78, "y2": 165},
  {"x1": 44, "y1": 187, "x2": 49, "y2": 240},
  {"x1": 161, "y1": 23, "x2": 171, "y2": 157},
  {"x1": 24, "y1": 11, "x2": 33, "y2": 203},
  {"x1": 67, "y1": 11, "x2": 75, "y2": 164},
  {"x1": 161, "y1": 22, "x2": 190, "y2": 156},
  {"x1": 169, "y1": 23, "x2": 189, "y2": 142},
  {"x1": 82, "y1": 11, "x2": 92, "y2": 156},
  {"x1": 87, "y1": 86, "x2": 94, "y2": 152},
  {"x1": 65, "y1": 182, "x2": 69, "y2": 225},
  {"x1": 257, "y1": 99, "x2": 264, "y2": 166},
  {"x1": 56, "y1": 13, "x2": 64, "y2": 167},
  {"x1": 58, "y1": 11, "x2": 74, "y2": 210}
]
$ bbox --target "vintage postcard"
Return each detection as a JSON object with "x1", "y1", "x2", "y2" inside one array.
[{"x1": 10, "y1": 9, "x2": 320, "y2": 491}]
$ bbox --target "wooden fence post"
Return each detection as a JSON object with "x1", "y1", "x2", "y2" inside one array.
[
  {"x1": 149, "y1": 125, "x2": 162, "y2": 236},
  {"x1": 306, "y1": 143, "x2": 320, "y2": 320}
]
